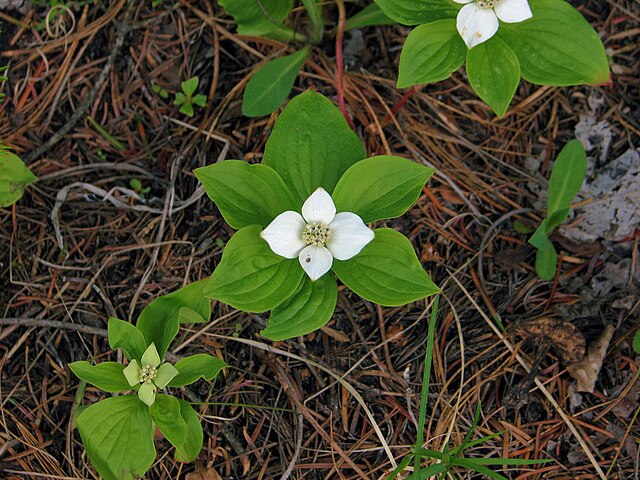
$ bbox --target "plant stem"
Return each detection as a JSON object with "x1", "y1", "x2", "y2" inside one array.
[
  {"x1": 335, "y1": 0, "x2": 355, "y2": 129},
  {"x1": 301, "y1": 0, "x2": 324, "y2": 44},
  {"x1": 415, "y1": 296, "x2": 440, "y2": 476}
]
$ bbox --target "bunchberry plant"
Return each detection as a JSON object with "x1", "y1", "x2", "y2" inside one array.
[
  {"x1": 69, "y1": 281, "x2": 226, "y2": 480},
  {"x1": 194, "y1": 90, "x2": 439, "y2": 340},
  {"x1": 375, "y1": 0, "x2": 610, "y2": 116},
  {"x1": 0, "y1": 144, "x2": 37, "y2": 208},
  {"x1": 174, "y1": 76, "x2": 207, "y2": 117},
  {"x1": 528, "y1": 140, "x2": 586, "y2": 280}
]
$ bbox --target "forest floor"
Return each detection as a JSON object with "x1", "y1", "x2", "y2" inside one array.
[{"x1": 0, "y1": 1, "x2": 639, "y2": 479}]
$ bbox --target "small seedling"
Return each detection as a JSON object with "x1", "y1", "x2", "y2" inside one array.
[
  {"x1": 0, "y1": 65, "x2": 8, "y2": 103},
  {"x1": 174, "y1": 76, "x2": 207, "y2": 117},
  {"x1": 194, "y1": 90, "x2": 439, "y2": 340},
  {"x1": 129, "y1": 178, "x2": 151, "y2": 198},
  {"x1": 152, "y1": 82, "x2": 169, "y2": 99},
  {"x1": 375, "y1": 0, "x2": 610, "y2": 116},
  {"x1": 633, "y1": 330, "x2": 640, "y2": 354},
  {"x1": 69, "y1": 281, "x2": 225, "y2": 480},
  {"x1": 528, "y1": 140, "x2": 586, "y2": 280},
  {"x1": 0, "y1": 144, "x2": 37, "y2": 208}
]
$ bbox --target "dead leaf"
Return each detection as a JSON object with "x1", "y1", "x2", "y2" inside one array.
[
  {"x1": 186, "y1": 468, "x2": 222, "y2": 480},
  {"x1": 321, "y1": 325, "x2": 350, "y2": 342},
  {"x1": 512, "y1": 316, "x2": 586, "y2": 364},
  {"x1": 567, "y1": 325, "x2": 615, "y2": 393}
]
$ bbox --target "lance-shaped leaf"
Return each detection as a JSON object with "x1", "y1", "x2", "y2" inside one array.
[
  {"x1": 149, "y1": 395, "x2": 203, "y2": 462},
  {"x1": 69, "y1": 361, "x2": 132, "y2": 393},
  {"x1": 169, "y1": 354, "x2": 227, "y2": 387}
]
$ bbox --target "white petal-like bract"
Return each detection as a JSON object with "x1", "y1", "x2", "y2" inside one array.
[
  {"x1": 327, "y1": 212, "x2": 375, "y2": 261},
  {"x1": 301, "y1": 187, "x2": 336, "y2": 225},
  {"x1": 260, "y1": 211, "x2": 307, "y2": 259},
  {"x1": 494, "y1": 0, "x2": 532, "y2": 23},
  {"x1": 298, "y1": 245, "x2": 333, "y2": 281},
  {"x1": 457, "y1": 3, "x2": 499, "y2": 48}
]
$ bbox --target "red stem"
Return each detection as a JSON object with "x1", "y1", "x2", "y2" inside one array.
[{"x1": 335, "y1": 0, "x2": 355, "y2": 130}]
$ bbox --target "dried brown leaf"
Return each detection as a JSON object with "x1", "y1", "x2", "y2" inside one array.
[
  {"x1": 186, "y1": 468, "x2": 223, "y2": 480},
  {"x1": 567, "y1": 325, "x2": 615, "y2": 393},
  {"x1": 512, "y1": 316, "x2": 586, "y2": 364}
]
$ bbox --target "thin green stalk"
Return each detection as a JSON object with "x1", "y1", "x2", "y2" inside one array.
[
  {"x1": 301, "y1": 0, "x2": 324, "y2": 43},
  {"x1": 87, "y1": 115, "x2": 126, "y2": 151},
  {"x1": 415, "y1": 295, "x2": 440, "y2": 476}
]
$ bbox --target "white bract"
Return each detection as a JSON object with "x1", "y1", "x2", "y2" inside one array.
[
  {"x1": 260, "y1": 187, "x2": 375, "y2": 281},
  {"x1": 123, "y1": 343, "x2": 179, "y2": 406},
  {"x1": 454, "y1": 0, "x2": 532, "y2": 48}
]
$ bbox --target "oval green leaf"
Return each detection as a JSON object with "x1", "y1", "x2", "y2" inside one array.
[
  {"x1": 169, "y1": 354, "x2": 227, "y2": 387},
  {"x1": 149, "y1": 394, "x2": 203, "y2": 462},
  {"x1": 332, "y1": 228, "x2": 440, "y2": 306},
  {"x1": 263, "y1": 90, "x2": 366, "y2": 206},
  {"x1": 398, "y1": 19, "x2": 466, "y2": 88},
  {"x1": 218, "y1": 0, "x2": 293, "y2": 37},
  {"x1": 69, "y1": 361, "x2": 132, "y2": 393},
  {"x1": 194, "y1": 160, "x2": 297, "y2": 229},
  {"x1": 243, "y1": 47, "x2": 309, "y2": 117},
  {"x1": 373, "y1": 0, "x2": 459, "y2": 25},
  {"x1": 0, "y1": 148, "x2": 37, "y2": 207},
  {"x1": 332, "y1": 155, "x2": 434, "y2": 223},
  {"x1": 136, "y1": 279, "x2": 211, "y2": 359},
  {"x1": 547, "y1": 140, "x2": 586, "y2": 220},
  {"x1": 108, "y1": 317, "x2": 147, "y2": 361},
  {"x1": 77, "y1": 395, "x2": 155, "y2": 480},
  {"x1": 466, "y1": 35, "x2": 520, "y2": 117},
  {"x1": 204, "y1": 225, "x2": 304, "y2": 312},
  {"x1": 261, "y1": 274, "x2": 338, "y2": 341},
  {"x1": 498, "y1": 0, "x2": 610, "y2": 86}
]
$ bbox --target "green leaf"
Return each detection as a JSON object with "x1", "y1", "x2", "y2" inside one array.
[
  {"x1": 332, "y1": 228, "x2": 440, "y2": 306},
  {"x1": 178, "y1": 307, "x2": 206, "y2": 324},
  {"x1": 470, "y1": 457, "x2": 553, "y2": 466},
  {"x1": 397, "y1": 19, "x2": 466, "y2": 88},
  {"x1": 0, "y1": 148, "x2": 37, "y2": 207},
  {"x1": 405, "y1": 462, "x2": 447, "y2": 480},
  {"x1": 332, "y1": 155, "x2": 434, "y2": 223},
  {"x1": 77, "y1": 395, "x2": 155, "y2": 480},
  {"x1": 168, "y1": 354, "x2": 227, "y2": 387},
  {"x1": 513, "y1": 220, "x2": 534, "y2": 234},
  {"x1": 633, "y1": 330, "x2": 640, "y2": 354},
  {"x1": 204, "y1": 225, "x2": 304, "y2": 312},
  {"x1": 466, "y1": 35, "x2": 520, "y2": 117},
  {"x1": 179, "y1": 103, "x2": 195, "y2": 117},
  {"x1": 181, "y1": 76, "x2": 199, "y2": 96},
  {"x1": 373, "y1": 0, "x2": 459, "y2": 25},
  {"x1": 218, "y1": 0, "x2": 294, "y2": 37},
  {"x1": 528, "y1": 221, "x2": 549, "y2": 250},
  {"x1": 192, "y1": 94, "x2": 207, "y2": 107},
  {"x1": 149, "y1": 394, "x2": 203, "y2": 462},
  {"x1": 173, "y1": 92, "x2": 186, "y2": 106},
  {"x1": 242, "y1": 47, "x2": 309, "y2": 117},
  {"x1": 535, "y1": 240, "x2": 558, "y2": 281},
  {"x1": 108, "y1": 317, "x2": 147, "y2": 361},
  {"x1": 263, "y1": 90, "x2": 366, "y2": 206},
  {"x1": 449, "y1": 456, "x2": 508, "y2": 480},
  {"x1": 547, "y1": 140, "x2": 586, "y2": 221},
  {"x1": 194, "y1": 160, "x2": 298, "y2": 229},
  {"x1": 69, "y1": 361, "x2": 131, "y2": 393},
  {"x1": 498, "y1": 0, "x2": 609, "y2": 86},
  {"x1": 261, "y1": 274, "x2": 338, "y2": 340},
  {"x1": 345, "y1": 3, "x2": 395, "y2": 30},
  {"x1": 176, "y1": 399, "x2": 204, "y2": 462},
  {"x1": 136, "y1": 279, "x2": 211, "y2": 359}
]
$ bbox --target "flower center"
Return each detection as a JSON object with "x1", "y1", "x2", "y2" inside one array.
[
  {"x1": 477, "y1": 0, "x2": 497, "y2": 8},
  {"x1": 302, "y1": 222, "x2": 331, "y2": 246},
  {"x1": 140, "y1": 365, "x2": 158, "y2": 384}
]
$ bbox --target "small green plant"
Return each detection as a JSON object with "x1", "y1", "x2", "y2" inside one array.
[
  {"x1": 0, "y1": 65, "x2": 8, "y2": 103},
  {"x1": 194, "y1": 90, "x2": 439, "y2": 340},
  {"x1": 129, "y1": 178, "x2": 151, "y2": 198},
  {"x1": 0, "y1": 144, "x2": 38, "y2": 207},
  {"x1": 528, "y1": 140, "x2": 586, "y2": 281},
  {"x1": 69, "y1": 281, "x2": 226, "y2": 480},
  {"x1": 634, "y1": 330, "x2": 640, "y2": 354},
  {"x1": 389, "y1": 297, "x2": 551, "y2": 479},
  {"x1": 174, "y1": 76, "x2": 207, "y2": 117},
  {"x1": 152, "y1": 82, "x2": 169, "y2": 99},
  {"x1": 374, "y1": 0, "x2": 610, "y2": 116}
]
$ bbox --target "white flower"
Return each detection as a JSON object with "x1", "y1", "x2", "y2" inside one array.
[
  {"x1": 454, "y1": 0, "x2": 532, "y2": 48},
  {"x1": 123, "y1": 343, "x2": 179, "y2": 406},
  {"x1": 260, "y1": 187, "x2": 375, "y2": 281}
]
